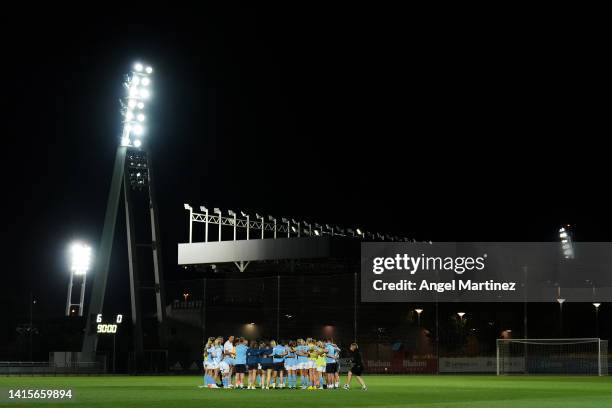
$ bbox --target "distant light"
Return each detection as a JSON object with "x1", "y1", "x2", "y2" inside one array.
[
  {"x1": 133, "y1": 139, "x2": 142, "y2": 148},
  {"x1": 128, "y1": 100, "x2": 137, "y2": 108},
  {"x1": 140, "y1": 89, "x2": 150, "y2": 99},
  {"x1": 134, "y1": 63, "x2": 144, "y2": 72},
  {"x1": 70, "y1": 243, "x2": 92, "y2": 276},
  {"x1": 184, "y1": 204, "x2": 192, "y2": 210},
  {"x1": 145, "y1": 66, "x2": 153, "y2": 74},
  {"x1": 593, "y1": 303, "x2": 601, "y2": 309},
  {"x1": 137, "y1": 102, "x2": 145, "y2": 109},
  {"x1": 141, "y1": 77, "x2": 150, "y2": 86},
  {"x1": 457, "y1": 312, "x2": 466, "y2": 318},
  {"x1": 557, "y1": 298, "x2": 565, "y2": 304},
  {"x1": 125, "y1": 111, "x2": 134, "y2": 120},
  {"x1": 137, "y1": 113, "x2": 145, "y2": 122},
  {"x1": 314, "y1": 230, "x2": 320, "y2": 236},
  {"x1": 248, "y1": 322, "x2": 255, "y2": 326},
  {"x1": 415, "y1": 309, "x2": 423, "y2": 315},
  {"x1": 356, "y1": 228, "x2": 363, "y2": 235},
  {"x1": 559, "y1": 232, "x2": 568, "y2": 239}
]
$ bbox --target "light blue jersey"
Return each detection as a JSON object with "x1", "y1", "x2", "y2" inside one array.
[
  {"x1": 209, "y1": 346, "x2": 222, "y2": 363},
  {"x1": 325, "y1": 343, "x2": 338, "y2": 364},
  {"x1": 285, "y1": 347, "x2": 297, "y2": 366},
  {"x1": 272, "y1": 345, "x2": 286, "y2": 363},
  {"x1": 235, "y1": 344, "x2": 248, "y2": 365},
  {"x1": 296, "y1": 345, "x2": 308, "y2": 363}
]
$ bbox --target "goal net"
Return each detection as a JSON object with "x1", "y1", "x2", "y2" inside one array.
[{"x1": 497, "y1": 338, "x2": 608, "y2": 376}]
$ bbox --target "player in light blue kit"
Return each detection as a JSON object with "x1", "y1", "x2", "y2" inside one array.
[
  {"x1": 234, "y1": 338, "x2": 248, "y2": 388},
  {"x1": 271, "y1": 340, "x2": 287, "y2": 388},
  {"x1": 295, "y1": 338, "x2": 310, "y2": 389}
]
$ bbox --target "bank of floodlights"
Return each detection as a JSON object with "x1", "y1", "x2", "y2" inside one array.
[
  {"x1": 120, "y1": 62, "x2": 153, "y2": 148},
  {"x1": 559, "y1": 226, "x2": 575, "y2": 259}
]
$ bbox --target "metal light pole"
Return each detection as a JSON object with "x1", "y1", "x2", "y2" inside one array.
[
  {"x1": 214, "y1": 208, "x2": 222, "y2": 241},
  {"x1": 200, "y1": 206, "x2": 209, "y2": 242},
  {"x1": 228, "y1": 210, "x2": 237, "y2": 240}
]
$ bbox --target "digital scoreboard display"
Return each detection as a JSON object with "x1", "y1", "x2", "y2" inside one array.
[{"x1": 96, "y1": 314, "x2": 123, "y2": 334}]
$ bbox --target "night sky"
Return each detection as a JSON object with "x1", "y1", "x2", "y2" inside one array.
[{"x1": 1, "y1": 7, "x2": 609, "y2": 327}]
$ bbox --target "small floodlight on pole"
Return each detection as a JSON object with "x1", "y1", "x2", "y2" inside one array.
[
  {"x1": 415, "y1": 309, "x2": 423, "y2": 327},
  {"x1": 282, "y1": 218, "x2": 290, "y2": 238},
  {"x1": 457, "y1": 312, "x2": 466, "y2": 322},
  {"x1": 214, "y1": 208, "x2": 222, "y2": 241},
  {"x1": 184, "y1": 204, "x2": 193, "y2": 243},
  {"x1": 66, "y1": 242, "x2": 92, "y2": 316},
  {"x1": 557, "y1": 298, "x2": 565, "y2": 337},
  {"x1": 593, "y1": 303, "x2": 601, "y2": 337},
  {"x1": 228, "y1": 210, "x2": 237, "y2": 240},
  {"x1": 292, "y1": 219, "x2": 300, "y2": 237},
  {"x1": 303, "y1": 222, "x2": 311, "y2": 236},
  {"x1": 121, "y1": 63, "x2": 153, "y2": 149},
  {"x1": 241, "y1": 211, "x2": 250, "y2": 240},
  {"x1": 256, "y1": 213, "x2": 264, "y2": 239},
  {"x1": 200, "y1": 206, "x2": 209, "y2": 242},
  {"x1": 269, "y1": 216, "x2": 277, "y2": 239}
]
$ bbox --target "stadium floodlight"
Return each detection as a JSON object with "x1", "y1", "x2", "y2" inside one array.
[
  {"x1": 559, "y1": 226, "x2": 574, "y2": 259},
  {"x1": 241, "y1": 211, "x2": 250, "y2": 240},
  {"x1": 200, "y1": 206, "x2": 210, "y2": 242},
  {"x1": 184, "y1": 204, "x2": 192, "y2": 210},
  {"x1": 214, "y1": 208, "x2": 222, "y2": 242},
  {"x1": 325, "y1": 224, "x2": 333, "y2": 236},
  {"x1": 268, "y1": 215, "x2": 277, "y2": 239},
  {"x1": 66, "y1": 242, "x2": 92, "y2": 317},
  {"x1": 314, "y1": 224, "x2": 322, "y2": 236},
  {"x1": 457, "y1": 312, "x2": 466, "y2": 322},
  {"x1": 71, "y1": 243, "x2": 92, "y2": 276},
  {"x1": 281, "y1": 218, "x2": 290, "y2": 238},
  {"x1": 120, "y1": 63, "x2": 153, "y2": 148},
  {"x1": 314, "y1": 229, "x2": 320, "y2": 236},
  {"x1": 256, "y1": 213, "x2": 264, "y2": 239},
  {"x1": 228, "y1": 210, "x2": 237, "y2": 240},
  {"x1": 303, "y1": 222, "x2": 311, "y2": 236}
]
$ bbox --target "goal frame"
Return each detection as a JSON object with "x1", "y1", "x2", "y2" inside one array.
[{"x1": 496, "y1": 338, "x2": 607, "y2": 376}]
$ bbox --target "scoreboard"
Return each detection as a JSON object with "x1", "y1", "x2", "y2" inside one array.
[{"x1": 96, "y1": 314, "x2": 123, "y2": 334}]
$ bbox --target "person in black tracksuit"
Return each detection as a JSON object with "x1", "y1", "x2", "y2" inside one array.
[{"x1": 343, "y1": 343, "x2": 367, "y2": 390}]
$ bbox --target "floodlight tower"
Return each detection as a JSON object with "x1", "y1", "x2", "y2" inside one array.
[{"x1": 82, "y1": 63, "x2": 167, "y2": 359}]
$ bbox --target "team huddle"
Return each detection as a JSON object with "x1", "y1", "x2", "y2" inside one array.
[{"x1": 201, "y1": 336, "x2": 367, "y2": 391}]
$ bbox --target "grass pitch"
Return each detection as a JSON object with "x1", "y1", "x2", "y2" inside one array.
[{"x1": 2, "y1": 375, "x2": 612, "y2": 407}]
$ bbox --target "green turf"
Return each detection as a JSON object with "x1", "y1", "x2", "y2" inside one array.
[{"x1": 1, "y1": 375, "x2": 612, "y2": 407}]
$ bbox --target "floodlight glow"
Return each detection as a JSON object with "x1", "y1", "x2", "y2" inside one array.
[
  {"x1": 200, "y1": 206, "x2": 208, "y2": 212},
  {"x1": 457, "y1": 312, "x2": 466, "y2": 318},
  {"x1": 137, "y1": 113, "x2": 145, "y2": 122},
  {"x1": 145, "y1": 66, "x2": 153, "y2": 74},
  {"x1": 140, "y1": 89, "x2": 150, "y2": 99},
  {"x1": 128, "y1": 100, "x2": 137, "y2": 108},
  {"x1": 125, "y1": 111, "x2": 134, "y2": 120},
  {"x1": 129, "y1": 87, "x2": 139, "y2": 98},
  {"x1": 132, "y1": 76, "x2": 140, "y2": 85},
  {"x1": 133, "y1": 139, "x2": 142, "y2": 148},
  {"x1": 134, "y1": 63, "x2": 143, "y2": 72},
  {"x1": 557, "y1": 298, "x2": 565, "y2": 304},
  {"x1": 132, "y1": 124, "x2": 144, "y2": 135},
  {"x1": 415, "y1": 309, "x2": 423, "y2": 315},
  {"x1": 593, "y1": 303, "x2": 601, "y2": 309},
  {"x1": 240, "y1": 211, "x2": 247, "y2": 217},
  {"x1": 559, "y1": 232, "x2": 568, "y2": 239},
  {"x1": 137, "y1": 102, "x2": 145, "y2": 109},
  {"x1": 356, "y1": 228, "x2": 362, "y2": 235},
  {"x1": 184, "y1": 204, "x2": 192, "y2": 210},
  {"x1": 121, "y1": 137, "x2": 130, "y2": 146},
  {"x1": 70, "y1": 243, "x2": 92, "y2": 276},
  {"x1": 141, "y1": 77, "x2": 150, "y2": 86},
  {"x1": 214, "y1": 208, "x2": 221, "y2": 214}
]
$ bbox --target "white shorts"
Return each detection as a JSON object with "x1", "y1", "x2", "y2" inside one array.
[
  {"x1": 316, "y1": 366, "x2": 325, "y2": 373},
  {"x1": 285, "y1": 364, "x2": 296, "y2": 371},
  {"x1": 208, "y1": 361, "x2": 220, "y2": 370},
  {"x1": 305, "y1": 360, "x2": 316, "y2": 369},
  {"x1": 219, "y1": 361, "x2": 230, "y2": 375}
]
